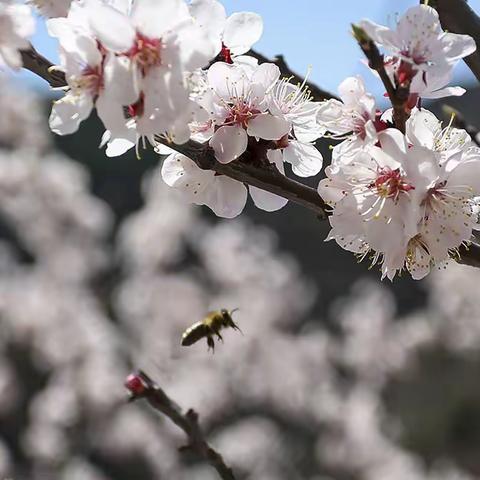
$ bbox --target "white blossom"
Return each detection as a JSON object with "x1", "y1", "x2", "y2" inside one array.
[
  {"x1": 161, "y1": 152, "x2": 287, "y2": 218},
  {"x1": 86, "y1": 0, "x2": 217, "y2": 148},
  {"x1": 317, "y1": 76, "x2": 386, "y2": 164},
  {"x1": 189, "y1": 0, "x2": 263, "y2": 62},
  {"x1": 319, "y1": 114, "x2": 480, "y2": 280},
  {"x1": 0, "y1": 1, "x2": 35, "y2": 70},
  {"x1": 198, "y1": 61, "x2": 290, "y2": 163},
  {"x1": 360, "y1": 4, "x2": 476, "y2": 99}
]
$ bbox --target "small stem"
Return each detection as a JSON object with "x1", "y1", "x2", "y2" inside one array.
[
  {"x1": 128, "y1": 371, "x2": 236, "y2": 480},
  {"x1": 20, "y1": 44, "x2": 66, "y2": 88},
  {"x1": 352, "y1": 25, "x2": 410, "y2": 133}
]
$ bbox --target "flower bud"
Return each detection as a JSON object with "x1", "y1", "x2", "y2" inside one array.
[{"x1": 124, "y1": 373, "x2": 147, "y2": 396}]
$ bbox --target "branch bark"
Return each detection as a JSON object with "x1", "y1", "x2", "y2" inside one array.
[
  {"x1": 352, "y1": 25, "x2": 410, "y2": 133},
  {"x1": 432, "y1": 0, "x2": 480, "y2": 82},
  {"x1": 156, "y1": 137, "x2": 329, "y2": 218},
  {"x1": 248, "y1": 49, "x2": 338, "y2": 101},
  {"x1": 127, "y1": 371, "x2": 236, "y2": 480},
  {"x1": 20, "y1": 44, "x2": 66, "y2": 88}
]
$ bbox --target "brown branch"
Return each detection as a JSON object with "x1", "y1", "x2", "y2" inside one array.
[
  {"x1": 20, "y1": 44, "x2": 66, "y2": 88},
  {"x1": 431, "y1": 0, "x2": 480, "y2": 82},
  {"x1": 157, "y1": 137, "x2": 329, "y2": 219},
  {"x1": 352, "y1": 25, "x2": 410, "y2": 133},
  {"x1": 248, "y1": 49, "x2": 338, "y2": 101},
  {"x1": 125, "y1": 371, "x2": 236, "y2": 480}
]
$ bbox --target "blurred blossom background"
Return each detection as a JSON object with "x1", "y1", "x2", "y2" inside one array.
[{"x1": 2, "y1": 1, "x2": 480, "y2": 479}]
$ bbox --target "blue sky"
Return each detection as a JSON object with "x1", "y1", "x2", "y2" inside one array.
[{"x1": 16, "y1": 0, "x2": 480, "y2": 102}]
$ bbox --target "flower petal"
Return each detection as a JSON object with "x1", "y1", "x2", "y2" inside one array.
[
  {"x1": 161, "y1": 153, "x2": 214, "y2": 205},
  {"x1": 249, "y1": 185, "x2": 288, "y2": 212},
  {"x1": 223, "y1": 12, "x2": 263, "y2": 56},
  {"x1": 49, "y1": 93, "x2": 93, "y2": 135},
  {"x1": 283, "y1": 140, "x2": 323, "y2": 177},
  {"x1": 205, "y1": 176, "x2": 248, "y2": 218},
  {"x1": 209, "y1": 125, "x2": 248, "y2": 163},
  {"x1": 247, "y1": 114, "x2": 290, "y2": 140},
  {"x1": 88, "y1": 1, "x2": 135, "y2": 52},
  {"x1": 132, "y1": 0, "x2": 190, "y2": 38}
]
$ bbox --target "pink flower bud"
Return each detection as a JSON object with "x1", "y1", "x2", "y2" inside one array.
[{"x1": 124, "y1": 373, "x2": 146, "y2": 396}]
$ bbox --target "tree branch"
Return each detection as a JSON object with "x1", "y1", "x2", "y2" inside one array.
[
  {"x1": 248, "y1": 49, "x2": 338, "y2": 101},
  {"x1": 352, "y1": 25, "x2": 410, "y2": 133},
  {"x1": 431, "y1": 0, "x2": 480, "y2": 82},
  {"x1": 20, "y1": 44, "x2": 66, "y2": 88},
  {"x1": 156, "y1": 137, "x2": 329, "y2": 218},
  {"x1": 125, "y1": 371, "x2": 236, "y2": 480}
]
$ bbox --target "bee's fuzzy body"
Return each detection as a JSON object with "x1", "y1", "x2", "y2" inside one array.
[{"x1": 181, "y1": 309, "x2": 240, "y2": 351}]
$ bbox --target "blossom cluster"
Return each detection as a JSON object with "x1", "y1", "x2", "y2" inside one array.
[
  {"x1": 4, "y1": 0, "x2": 480, "y2": 279},
  {"x1": 316, "y1": 6, "x2": 480, "y2": 280},
  {"x1": 319, "y1": 110, "x2": 480, "y2": 279}
]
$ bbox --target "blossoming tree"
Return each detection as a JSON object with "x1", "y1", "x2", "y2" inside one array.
[{"x1": 5, "y1": 0, "x2": 480, "y2": 478}]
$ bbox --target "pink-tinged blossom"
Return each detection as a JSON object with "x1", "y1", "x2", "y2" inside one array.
[
  {"x1": 317, "y1": 76, "x2": 386, "y2": 164},
  {"x1": 360, "y1": 4, "x2": 476, "y2": 99},
  {"x1": 47, "y1": 3, "x2": 124, "y2": 136},
  {"x1": 0, "y1": 1, "x2": 35, "y2": 70},
  {"x1": 84, "y1": 0, "x2": 218, "y2": 149},
  {"x1": 319, "y1": 130, "x2": 420, "y2": 278},
  {"x1": 201, "y1": 61, "x2": 290, "y2": 163},
  {"x1": 319, "y1": 118, "x2": 480, "y2": 280},
  {"x1": 161, "y1": 153, "x2": 287, "y2": 218},
  {"x1": 267, "y1": 77, "x2": 324, "y2": 177}
]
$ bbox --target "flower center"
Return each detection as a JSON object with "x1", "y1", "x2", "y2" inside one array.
[
  {"x1": 71, "y1": 65, "x2": 104, "y2": 96},
  {"x1": 372, "y1": 167, "x2": 414, "y2": 199},
  {"x1": 219, "y1": 43, "x2": 233, "y2": 64},
  {"x1": 399, "y1": 48, "x2": 427, "y2": 66},
  {"x1": 127, "y1": 92, "x2": 145, "y2": 119},
  {"x1": 224, "y1": 100, "x2": 260, "y2": 128},
  {"x1": 125, "y1": 32, "x2": 162, "y2": 75}
]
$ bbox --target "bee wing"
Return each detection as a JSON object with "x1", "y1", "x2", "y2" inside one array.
[{"x1": 181, "y1": 322, "x2": 210, "y2": 346}]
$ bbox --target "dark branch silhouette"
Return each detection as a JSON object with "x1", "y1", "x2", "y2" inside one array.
[
  {"x1": 247, "y1": 50, "x2": 338, "y2": 101},
  {"x1": 352, "y1": 25, "x2": 410, "y2": 133},
  {"x1": 125, "y1": 371, "x2": 236, "y2": 480},
  {"x1": 20, "y1": 44, "x2": 66, "y2": 88},
  {"x1": 432, "y1": 0, "x2": 480, "y2": 81}
]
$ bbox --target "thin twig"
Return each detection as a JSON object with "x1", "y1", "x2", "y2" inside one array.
[
  {"x1": 20, "y1": 44, "x2": 66, "y2": 88},
  {"x1": 126, "y1": 371, "x2": 236, "y2": 480},
  {"x1": 352, "y1": 25, "x2": 410, "y2": 133}
]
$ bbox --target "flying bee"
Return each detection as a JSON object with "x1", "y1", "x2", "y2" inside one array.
[{"x1": 181, "y1": 308, "x2": 241, "y2": 352}]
